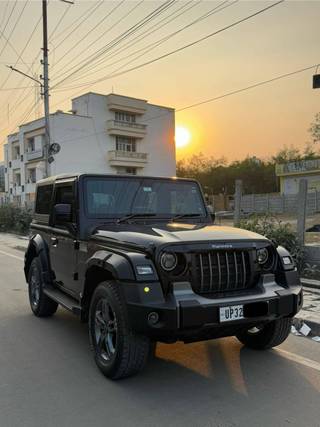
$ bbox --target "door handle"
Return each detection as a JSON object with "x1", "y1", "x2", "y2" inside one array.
[{"x1": 51, "y1": 237, "x2": 58, "y2": 247}]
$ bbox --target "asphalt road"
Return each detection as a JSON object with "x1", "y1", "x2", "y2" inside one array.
[{"x1": 0, "y1": 244, "x2": 320, "y2": 427}]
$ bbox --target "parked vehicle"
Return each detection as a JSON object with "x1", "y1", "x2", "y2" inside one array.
[{"x1": 24, "y1": 174, "x2": 303, "y2": 379}]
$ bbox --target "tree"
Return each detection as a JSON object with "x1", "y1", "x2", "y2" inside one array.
[{"x1": 309, "y1": 113, "x2": 320, "y2": 144}]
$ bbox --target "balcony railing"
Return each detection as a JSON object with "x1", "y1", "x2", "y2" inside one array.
[
  {"x1": 107, "y1": 120, "x2": 147, "y2": 137},
  {"x1": 110, "y1": 120, "x2": 146, "y2": 130},
  {"x1": 26, "y1": 149, "x2": 43, "y2": 161},
  {"x1": 108, "y1": 150, "x2": 148, "y2": 165}
]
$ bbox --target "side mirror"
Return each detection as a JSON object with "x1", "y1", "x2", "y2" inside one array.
[
  {"x1": 210, "y1": 212, "x2": 215, "y2": 223},
  {"x1": 53, "y1": 203, "x2": 72, "y2": 224}
]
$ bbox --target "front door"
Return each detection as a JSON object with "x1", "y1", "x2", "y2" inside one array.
[{"x1": 49, "y1": 181, "x2": 79, "y2": 297}]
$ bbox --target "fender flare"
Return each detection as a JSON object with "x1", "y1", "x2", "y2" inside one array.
[
  {"x1": 24, "y1": 234, "x2": 52, "y2": 283},
  {"x1": 85, "y1": 250, "x2": 135, "y2": 281}
]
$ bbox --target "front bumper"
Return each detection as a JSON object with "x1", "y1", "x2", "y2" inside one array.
[{"x1": 124, "y1": 274, "x2": 303, "y2": 341}]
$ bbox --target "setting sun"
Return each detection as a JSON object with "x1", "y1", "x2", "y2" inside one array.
[{"x1": 175, "y1": 126, "x2": 191, "y2": 148}]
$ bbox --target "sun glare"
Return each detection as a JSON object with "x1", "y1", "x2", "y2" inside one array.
[{"x1": 175, "y1": 126, "x2": 191, "y2": 148}]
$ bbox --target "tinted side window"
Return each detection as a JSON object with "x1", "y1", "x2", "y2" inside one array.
[
  {"x1": 54, "y1": 184, "x2": 75, "y2": 222},
  {"x1": 35, "y1": 185, "x2": 53, "y2": 214},
  {"x1": 55, "y1": 185, "x2": 74, "y2": 205}
]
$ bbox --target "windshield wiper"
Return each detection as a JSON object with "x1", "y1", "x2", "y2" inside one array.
[
  {"x1": 170, "y1": 213, "x2": 202, "y2": 222},
  {"x1": 117, "y1": 213, "x2": 156, "y2": 224}
]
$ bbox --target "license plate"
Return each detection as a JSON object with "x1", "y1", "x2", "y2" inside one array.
[{"x1": 219, "y1": 305, "x2": 244, "y2": 322}]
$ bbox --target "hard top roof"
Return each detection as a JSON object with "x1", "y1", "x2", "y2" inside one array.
[{"x1": 36, "y1": 173, "x2": 195, "y2": 186}]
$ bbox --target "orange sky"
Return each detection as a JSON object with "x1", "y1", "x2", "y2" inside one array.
[{"x1": 0, "y1": 0, "x2": 319, "y2": 162}]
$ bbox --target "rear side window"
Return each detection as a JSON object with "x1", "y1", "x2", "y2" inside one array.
[
  {"x1": 35, "y1": 185, "x2": 53, "y2": 214},
  {"x1": 54, "y1": 184, "x2": 75, "y2": 222}
]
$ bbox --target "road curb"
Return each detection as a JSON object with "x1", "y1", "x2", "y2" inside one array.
[
  {"x1": 13, "y1": 245, "x2": 27, "y2": 253},
  {"x1": 294, "y1": 317, "x2": 320, "y2": 337},
  {"x1": 301, "y1": 278, "x2": 320, "y2": 291}
]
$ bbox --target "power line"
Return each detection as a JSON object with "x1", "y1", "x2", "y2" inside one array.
[
  {"x1": 0, "y1": 0, "x2": 18, "y2": 48},
  {"x1": 0, "y1": 15, "x2": 42, "y2": 91},
  {"x1": 66, "y1": 0, "x2": 238, "y2": 88},
  {"x1": 52, "y1": 0, "x2": 176, "y2": 80},
  {"x1": 63, "y1": 0, "x2": 204, "y2": 85},
  {"x1": 48, "y1": 1, "x2": 72, "y2": 42},
  {"x1": 0, "y1": 0, "x2": 70, "y2": 117},
  {"x1": 0, "y1": 0, "x2": 29, "y2": 59},
  {"x1": 0, "y1": 1, "x2": 9, "y2": 33},
  {"x1": 0, "y1": 0, "x2": 71, "y2": 124},
  {"x1": 52, "y1": 0, "x2": 127, "y2": 69},
  {"x1": 52, "y1": 0, "x2": 105, "y2": 51},
  {"x1": 50, "y1": 0, "x2": 103, "y2": 43},
  {"x1": 52, "y1": 0, "x2": 285, "y2": 91},
  {"x1": 48, "y1": 62, "x2": 319, "y2": 147},
  {"x1": 0, "y1": 85, "x2": 34, "y2": 91},
  {"x1": 51, "y1": 0, "x2": 176, "y2": 87}
]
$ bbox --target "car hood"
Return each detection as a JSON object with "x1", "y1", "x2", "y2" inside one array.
[{"x1": 92, "y1": 222, "x2": 268, "y2": 250}]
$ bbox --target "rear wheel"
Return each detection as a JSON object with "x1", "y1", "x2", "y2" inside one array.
[
  {"x1": 28, "y1": 257, "x2": 58, "y2": 317},
  {"x1": 236, "y1": 318, "x2": 292, "y2": 350},
  {"x1": 89, "y1": 281, "x2": 151, "y2": 380}
]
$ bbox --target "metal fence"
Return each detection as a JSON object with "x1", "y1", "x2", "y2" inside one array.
[{"x1": 240, "y1": 191, "x2": 320, "y2": 215}]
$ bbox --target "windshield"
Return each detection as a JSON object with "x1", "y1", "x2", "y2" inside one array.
[{"x1": 84, "y1": 177, "x2": 207, "y2": 219}]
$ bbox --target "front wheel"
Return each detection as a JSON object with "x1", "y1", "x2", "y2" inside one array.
[
  {"x1": 89, "y1": 281, "x2": 151, "y2": 380},
  {"x1": 28, "y1": 257, "x2": 58, "y2": 317},
  {"x1": 236, "y1": 318, "x2": 292, "y2": 350}
]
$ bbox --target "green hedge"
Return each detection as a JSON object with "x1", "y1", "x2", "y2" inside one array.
[
  {"x1": 239, "y1": 214, "x2": 304, "y2": 272},
  {"x1": 0, "y1": 204, "x2": 32, "y2": 235}
]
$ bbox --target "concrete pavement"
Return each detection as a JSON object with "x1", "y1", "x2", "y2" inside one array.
[{"x1": 0, "y1": 242, "x2": 320, "y2": 427}]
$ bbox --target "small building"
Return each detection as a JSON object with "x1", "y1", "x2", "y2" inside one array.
[
  {"x1": 275, "y1": 158, "x2": 320, "y2": 194},
  {"x1": 4, "y1": 92, "x2": 176, "y2": 206}
]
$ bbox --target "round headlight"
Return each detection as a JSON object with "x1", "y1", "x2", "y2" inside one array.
[
  {"x1": 160, "y1": 252, "x2": 178, "y2": 271},
  {"x1": 257, "y1": 248, "x2": 269, "y2": 264}
]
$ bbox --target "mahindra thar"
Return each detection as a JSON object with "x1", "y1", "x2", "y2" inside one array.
[{"x1": 24, "y1": 174, "x2": 302, "y2": 379}]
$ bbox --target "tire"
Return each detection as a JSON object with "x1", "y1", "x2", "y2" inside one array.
[
  {"x1": 236, "y1": 317, "x2": 292, "y2": 350},
  {"x1": 89, "y1": 281, "x2": 151, "y2": 380},
  {"x1": 28, "y1": 257, "x2": 58, "y2": 317}
]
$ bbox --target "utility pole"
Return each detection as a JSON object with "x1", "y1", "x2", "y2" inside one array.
[{"x1": 41, "y1": 0, "x2": 50, "y2": 178}]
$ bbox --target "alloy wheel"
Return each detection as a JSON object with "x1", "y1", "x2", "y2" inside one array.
[
  {"x1": 94, "y1": 298, "x2": 118, "y2": 361},
  {"x1": 30, "y1": 267, "x2": 41, "y2": 308}
]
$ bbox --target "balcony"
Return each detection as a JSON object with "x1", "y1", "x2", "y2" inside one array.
[
  {"x1": 107, "y1": 120, "x2": 147, "y2": 138},
  {"x1": 108, "y1": 150, "x2": 148, "y2": 168},
  {"x1": 26, "y1": 149, "x2": 43, "y2": 162}
]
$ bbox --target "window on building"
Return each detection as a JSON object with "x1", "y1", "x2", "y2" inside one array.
[
  {"x1": 115, "y1": 111, "x2": 136, "y2": 123},
  {"x1": 14, "y1": 174, "x2": 21, "y2": 186},
  {"x1": 26, "y1": 137, "x2": 35, "y2": 152},
  {"x1": 116, "y1": 167, "x2": 137, "y2": 175},
  {"x1": 26, "y1": 168, "x2": 36, "y2": 183},
  {"x1": 13, "y1": 146, "x2": 20, "y2": 159},
  {"x1": 115, "y1": 136, "x2": 136, "y2": 152},
  {"x1": 35, "y1": 185, "x2": 53, "y2": 214}
]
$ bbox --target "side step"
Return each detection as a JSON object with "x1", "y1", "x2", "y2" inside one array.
[{"x1": 43, "y1": 286, "x2": 82, "y2": 316}]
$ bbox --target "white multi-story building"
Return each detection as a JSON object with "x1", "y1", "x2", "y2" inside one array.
[{"x1": 4, "y1": 92, "x2": 176, "y2": 206}]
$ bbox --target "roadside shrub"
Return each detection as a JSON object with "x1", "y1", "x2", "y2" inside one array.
[
  {"x1": 239, "y1": 214, "x2": 304, "y2": 272},
  {"x1": 0, "y1": 204, "x2": 32, "y2": 235}
]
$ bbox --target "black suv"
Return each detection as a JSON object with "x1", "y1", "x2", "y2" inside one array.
[{"x1": 24, "y1": 173, "x2": 302, "y2": 379}]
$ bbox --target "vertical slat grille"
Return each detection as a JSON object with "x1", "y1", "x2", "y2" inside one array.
[{"x1": 192, "y1": 250, "x2": 252, "y2": 295}]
